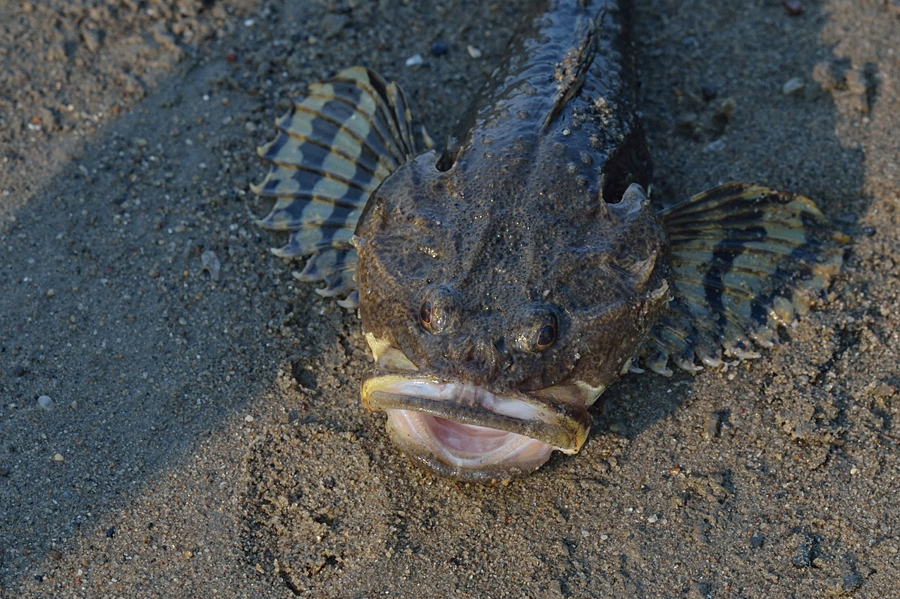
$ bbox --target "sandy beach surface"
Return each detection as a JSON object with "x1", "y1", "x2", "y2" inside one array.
[{"x1": 2, "y1": 0, "x2": 899, "y2": 597}]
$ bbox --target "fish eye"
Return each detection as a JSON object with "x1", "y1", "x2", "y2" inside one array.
[
  {"x1": 419, "y1": 299, "x2": 434, "y2": 329},
  {"x1": 516, "y1": 305, "x2": 560, "y2": 353},
  {"x1": 418, "y1": 286, "x2": 458, "y2": 335},
  {"x1": 534, "y1": 315, "x2": 558, "y2": 351}
]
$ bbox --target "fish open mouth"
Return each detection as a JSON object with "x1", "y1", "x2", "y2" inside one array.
[{"x1": 361, "y1": 375, "x2": 593, "y2": 480}]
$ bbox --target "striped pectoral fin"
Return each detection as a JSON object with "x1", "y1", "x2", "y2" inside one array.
[
  {"x1": 250, "y1": 67, "x2": 417, "y2": 305},
  {"x1": 645, "y1": 182, "x2": 849, "y2": 374}
]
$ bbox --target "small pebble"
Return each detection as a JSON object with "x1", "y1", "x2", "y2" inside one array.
[
  {"x1": 750, "y1": 535, "x2": 765, "y2": 548},
  {"x1": 245, "y1": 414, "x2": 254, "y2": 423},
  {"x1": 46, "y1": 289, "x2": 55, "y2": 298},
  {"x1": 201, "y1": 250, "x2": 220, "y2": 281},
  {"x1": 106, "y1": 527, "x2": 116, "y2": 538},
  {"x1": 430, "y1": 41, "x2": 448, "y2": 56},
  {"x1": 467, "y1": 45, "x2": 483, "y2": 59},
  {"x1": 700, "y1": 85, "x2": 718, "y2": 101},
  {"x1": 405, "y1": 53, "x2": 424, "y2": 67},
  {"x1": 702, "y1": 139, "x2": 726, "y2": 153},
  {"x1": 13, "y1": 365, "x2": 26, "y2": 377},
  {"x1": 52, "y1": 453, "x2": 64, "y2": 462},
  {"x1": 647, "y1": 514, "x2": 659, "y2": 523},
  {"x1": 38, "y1": 395, "x2": 53, "y2": 411},
  {"x1": 782, "y1": 77, "x2": 805, "y2": 95},
  {"x1": 0, "y1": 466, "x2": 10, "y2": 477},
  {"x1": 782, "y1": 0, "x2": 803, "y2": 15}
]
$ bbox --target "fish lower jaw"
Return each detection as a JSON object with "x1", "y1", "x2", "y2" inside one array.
[{"x1": 386, "y1": 410, "x2": 556, "y2": 480}]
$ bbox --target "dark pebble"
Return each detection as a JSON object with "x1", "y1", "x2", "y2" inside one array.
[
  {"x1": 792, "y1": 543, "x2": 812, "y2": 567},
  {"x1": 782, "y1": 0, "x2": 803, "y2": 15},
  {"x1": 106, "y1": 527, "x2": 116, "y2": 538},
  {"x1": 430, "y1": 41, "x2": 449, "y2": 56},
  {"x1": 700, "y1": 85, "x2": 718, "y2": 101},
  {"x1": 34, "y1": 575, "x2": 43, "y2": 582},
  {"x1": 842, "y1": 573, "x2": 862, "y2": 591},
  {"x1": 13, "y1": 365, "x2": 25, "y2": 377},
  {"x1": 863, "y1": 226, "x2": 877, "y2": 236},
  {"x1": 0, "y1": 466, "x2": 10, "y2": 476},
  {"x1": 750, "y1": 535, "x2": 764, "y2": 548}
]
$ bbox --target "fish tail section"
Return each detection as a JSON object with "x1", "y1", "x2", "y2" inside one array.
[
  {"x1": 251, "y1": 67, "x2": 417, "y2": 304},
  {"x1": 645, "y1": 182, "x2": 849, "y2": 375}
]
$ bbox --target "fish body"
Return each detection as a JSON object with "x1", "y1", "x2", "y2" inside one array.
[{"x1": 252, "y1": 0, "x2": 845, "y2": 479}]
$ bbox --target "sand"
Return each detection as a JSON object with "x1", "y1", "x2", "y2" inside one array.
[{"x1": 2, "y1": 0, "x2": 899, "y2": 597}]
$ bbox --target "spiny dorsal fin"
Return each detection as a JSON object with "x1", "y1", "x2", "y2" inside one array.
[
  {"x1": 643, "y1": 182, "x2": 849, "y2": 376},
  {"x1": 543, "y1": 13, "x2": 598, "y2": 129},
  {"x1": 251, "y1": 67, "x2": 417, "y2": 308}
]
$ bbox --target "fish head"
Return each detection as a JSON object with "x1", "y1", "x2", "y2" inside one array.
[{"x1": 354, "y1": 151, "x2": 670, "y2": 480}]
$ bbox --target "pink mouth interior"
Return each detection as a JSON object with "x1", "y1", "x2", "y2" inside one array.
[
  {"x1": 427, "y1": 416, "x2": 511, "y2": 454},
  {"x1": 370, "y1": 377, "x2": 588, "y2": 476}
]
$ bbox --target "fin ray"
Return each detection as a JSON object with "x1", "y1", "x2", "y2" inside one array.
[
  {"x1": 644, "y1": 182, "x2": 846, "y2": 373},
  {"x1": 251, "y1": 67, "x2": 417, "y2": 305}
]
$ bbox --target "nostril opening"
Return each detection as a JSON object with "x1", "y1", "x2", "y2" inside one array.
[
  {"x1": 464, "y1": 343, "x2": 484, "y2": 369},
  {"x1": 458, "y1": 339, "x2": 496, "y2": 379}
]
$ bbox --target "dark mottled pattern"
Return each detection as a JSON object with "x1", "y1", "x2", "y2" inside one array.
[{"x1": 352, "y1": 0, "x2": 672, "y2": 478}]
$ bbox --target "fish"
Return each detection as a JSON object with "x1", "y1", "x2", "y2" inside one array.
[{"x1": 250, "y1": 0, "x2": 847, "y2": 480}]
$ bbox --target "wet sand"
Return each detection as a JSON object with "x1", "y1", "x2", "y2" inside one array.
[{"x1": 2, "y1": 0, "x2": 899, "y2": 597}]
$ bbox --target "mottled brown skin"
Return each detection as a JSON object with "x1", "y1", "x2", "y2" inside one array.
[{"x1": 355, "y1": 0, "x2": 669, "y2": 416}]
